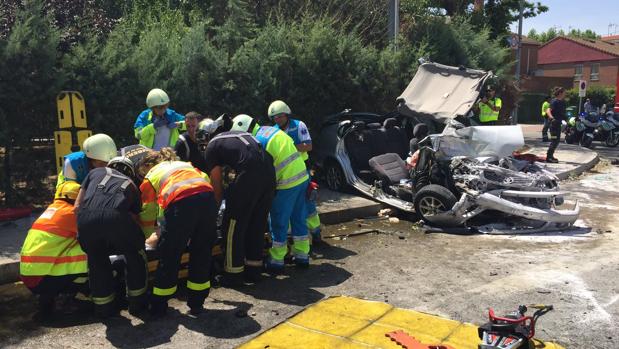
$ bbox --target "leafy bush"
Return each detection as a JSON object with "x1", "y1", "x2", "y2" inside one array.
[{"x1": 565, "y1": 85, "x2": 616, "y2": 112}]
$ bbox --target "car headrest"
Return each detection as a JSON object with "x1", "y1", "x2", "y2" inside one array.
[
  {"x1": 367, "y1": 122, "x2": 382, "y2": 129},
  {"x1": 413, "y1": 123, "x2": 429, "y2": 138},
  {"x1": 383, "y1": 118, "x2": 398, "y2": 129},
  {"x1": 352, "y1": 121, "x2": 366, "y2": 130}
]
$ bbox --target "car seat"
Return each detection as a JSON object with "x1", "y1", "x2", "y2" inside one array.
[
  {"x1": 409, "y1": 123, "x2": 429, "y2": 154},
  {"x1": 382, "y1": 118, "x2": 408, "y2": 159}
]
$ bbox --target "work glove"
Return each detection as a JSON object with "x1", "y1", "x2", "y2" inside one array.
[{"x1": 152, "y1": 117, "x2": 167, "y2": 128}]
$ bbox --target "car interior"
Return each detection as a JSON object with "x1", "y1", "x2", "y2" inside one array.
[{"x1": 343, "y1": 117, "x2": 418, "y2": 199}]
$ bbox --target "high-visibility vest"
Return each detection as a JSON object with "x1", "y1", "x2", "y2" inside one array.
[
  {"x1": 541, "y1": 101, "x2": 550, "y2": 118},
  {"x1": 275, "y1": 119, "x2": 310, "y2": 161},
  {"x1": 134, "y1": 110, "x2": 185, "y2": 149},
  {"x1": 253, "y1": 126, "x2": 308, "y2": 190},
  {"x1": 55, "y1": 151, "x2": 89, "y2": 189},
  {"x1": 20, "y1": 200, "x2": 87, "y2": 277},
  {"x1": 479, "y1": 98, "x2": 502, "y2": 123},
  {"x1": 139, "y1": 161, "x2": 212, "y2": 237}
]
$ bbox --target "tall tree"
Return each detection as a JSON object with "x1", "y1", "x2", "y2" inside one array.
[{"x1": 0, "y1": 0, "x2": 62, "y2": 204}]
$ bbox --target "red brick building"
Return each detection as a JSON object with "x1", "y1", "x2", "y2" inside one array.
[{"x1": 537, "y1": 36, "x2": 619, "y2": 88}]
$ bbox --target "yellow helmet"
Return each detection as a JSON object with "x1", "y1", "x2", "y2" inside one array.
[
  {"x1": 55, "y1": 181, "x2": 81, "y2": 201},
  {"x1": 268, "y1": 100, "x2": 291, "y2": 119}
]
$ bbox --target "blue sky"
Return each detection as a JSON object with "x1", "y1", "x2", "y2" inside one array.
[{"x1": 509, "y1": 0, "x2": 619, "y2": 37}]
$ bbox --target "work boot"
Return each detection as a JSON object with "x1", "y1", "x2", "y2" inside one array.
[
  {"x1": 294, "y1": 255, "x2": 310, "y2": 269},
  {"x1": 218, "y1": 272, "x2": 245, "y2": 288},
  {"x1": 243, "y1": 266, "x2": 262, "y2": 284},
  {"x1": 33, "y1": 295, "x2": 56, "y2": 322},
  {"x1": 264, "y1": 257, "x2": 285, "y2": 274},
  {"x1": 94, "y1": 302, "x2": 119, "y2": 319},
  {"x1": 149, "y1": 299, "x2": 168, "y2": 318},
  {"x1": 187, "y1": 293, "x2": 207, "y2": 316},
  {"x1": 128, "y1": 295, "x2": 148, "y2": 316},
  {"x1": 546, "y1": 157, "x2": 559, "y2": 163}
]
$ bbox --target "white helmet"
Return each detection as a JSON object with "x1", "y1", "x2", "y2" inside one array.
[
  {"x1": 231, "y1": 114, "x2": 257, "y2": 132},
  {"x1": 83, "y1": 134, "x2": 117, "y2": 162},
  {"x1": 146, "y1": 88, "x2": 170, "y2": 108},
  {"x1": 268, "y1": 100, "x2": 291, "y2": 119}
]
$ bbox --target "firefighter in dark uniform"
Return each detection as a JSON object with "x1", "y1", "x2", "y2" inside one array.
[
  {"x1": 196, "y1": 118, "x2": 276, "y2": 286},
  {"x1": 75, "y1": 146, "x2": 149, "y2": 318}
]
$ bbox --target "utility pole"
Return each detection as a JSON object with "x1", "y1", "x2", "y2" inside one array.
[
  {"x1": 512, "y1": 0, "x2": 524, "y2": 125},
  {"x1": 388, "y1": 0, "x2": 400, "y2": 50}
]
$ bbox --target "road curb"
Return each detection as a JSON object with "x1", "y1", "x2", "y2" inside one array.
[{"x1": 554, "y1": 151, "x2": 600, "y2": 181}]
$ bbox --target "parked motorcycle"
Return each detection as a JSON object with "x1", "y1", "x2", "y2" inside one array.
[
  {"x1": 600, "y1": 111, "x2": 619, "y2": 147},
  {"x1": 564, "y1": 113, "x2": 585, "y2": 145},
  {"x1": 579, "y1": 112, "x2": 601, "y2": 148}
]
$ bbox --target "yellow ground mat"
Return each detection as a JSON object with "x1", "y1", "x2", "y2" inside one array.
[{"x1": 239, "y1": 296, "x2": 565, "y2": 349}]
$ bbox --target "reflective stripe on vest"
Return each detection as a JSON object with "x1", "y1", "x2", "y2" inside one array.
[
  {"x1": 20, "y1": 200, "x2": 87, "y2": 277},
  {"x1": 145, "y1": 161, "x2": 210, "y2": 209},
  {"x1": 255, "y1": 126, "x2": 308, "y2": 190}
]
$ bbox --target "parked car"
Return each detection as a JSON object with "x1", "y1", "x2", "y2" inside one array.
[{"x1": 313, "y1": 62, "x2": 579, "y2": 233}]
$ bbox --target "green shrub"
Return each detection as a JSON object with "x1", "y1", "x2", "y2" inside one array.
[{"x1": 565, "y1": 85, "x2": 616, "y2": 112}]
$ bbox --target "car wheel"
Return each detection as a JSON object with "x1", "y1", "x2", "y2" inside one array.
[
  {"x1": 324, "y1": 160, "x2": 346, "y2": 192},
  {"x1": 581, "y1": 136, "x2": 593, "y2": 148},
  {"x1": 413, "y1": 184, "x2": 458, "y2": 227}
]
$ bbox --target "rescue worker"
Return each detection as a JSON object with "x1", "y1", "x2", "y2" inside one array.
[
  {"x1": 546, "y1": 87, "x2": 567, "y2": 163},
  {"x1": 478, "y1": 86, "x2": 502, "y2": 125},
  {"x1": 268, "y1": 100, "x2": 321, "y2": 241},
  {"x1": 56, "y1": 133, "x2": 117, "y2": 189},
  {"x1": 133, "y1": 88, "x2": 185, "y2": 150},
  {"x1": 197, "y1": 118, "x2": 275, "y2": 285},
  {"x1": 20, "y1": 181, "x2": 89, "y2": 321},
  {"x1": 174, "y1": 111, "x2": 208, "y2": 172},
  {"x1": 136, "y1": 148, "x2": 217, "y2": 316},
  {"x1": 75, "y1": 149, "x2": 149, "y2": 318},
  {"x1": 541, "y1": 95, "x2": 551, "y2": 142},
  {"x1": 231, "y1": 114, "x2": 310, "y2": 270}
]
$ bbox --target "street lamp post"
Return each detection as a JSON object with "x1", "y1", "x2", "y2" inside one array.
[
  {"x1": 388, "y1": 0, "x2": 400, "y2": 50},
  {"x1": 512, "y1": 0, "x2": 524, "y2": 125}
]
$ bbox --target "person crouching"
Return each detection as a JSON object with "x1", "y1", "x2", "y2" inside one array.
[
  {"x1": 75, "y1": 154, "x2": 149, "y2": 318},
  {"x1": 136, "y1": 148, "x2": 217, "y2": 316}
]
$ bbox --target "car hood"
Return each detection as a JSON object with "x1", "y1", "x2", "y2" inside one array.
[
  {"x1": 430, "y1": 122, "x2": 525, "y2": 160},
  {"x1": 396, "y1": 62, "x2": 492, "y2": 123}
]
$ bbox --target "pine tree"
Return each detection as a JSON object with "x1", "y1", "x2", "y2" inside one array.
[{"x1": 0, "y1": 0, "x2": 62, "y2": 205}]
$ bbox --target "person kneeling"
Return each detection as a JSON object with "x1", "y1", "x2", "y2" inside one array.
[
  {"x1": 20, "y1": 181, "x2": 90, "y2": 321},
  {"x1": 76, "y1": 154, "x2": 149, "y2": 318}
]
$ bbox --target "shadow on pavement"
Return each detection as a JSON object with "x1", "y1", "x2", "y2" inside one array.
[{"x1": 104, "y1": 300, "x2": 261, "y2": 348}]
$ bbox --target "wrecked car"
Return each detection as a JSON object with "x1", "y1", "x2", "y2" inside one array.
[{"x1": 315, "y1": 62, "x2": 579, "y2": 233}]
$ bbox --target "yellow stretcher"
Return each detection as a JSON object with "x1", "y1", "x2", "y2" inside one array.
[{"x1": 239, "y1": 296, "x2": 566, "y2": 349}]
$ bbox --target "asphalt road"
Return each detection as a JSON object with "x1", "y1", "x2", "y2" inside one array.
[{"x1": 1, "y1": 150, "x2": 617, "y2": 348}]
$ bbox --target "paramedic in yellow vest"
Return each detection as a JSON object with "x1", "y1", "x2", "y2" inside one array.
[
  {"x1": 55, "y1": 133, "x2": 117, "y2": 190},
  {"x1": 269, "y1": 100, "x2": 322, "y2": 241},
  {"x1": 478, "y1": 86, "x2": 502, "y2": 125},
  {"x1": 133, "y1": 88, "x2": 186, "y2": 150},
  {"x1": 231, "y1": 114, "x2": 310, "y2": 270},
  {"x1": 541, "y1": 95, "x2": 551, "y2": 142},
  {"x1": 20, "y1": 181, "x2": 89, "y2": 321}
]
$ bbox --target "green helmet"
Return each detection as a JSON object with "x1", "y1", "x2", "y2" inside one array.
[
  {"x1": 231, "y1": 114, "x2": 259, "y2": 133},
  {"x1": 146, "y1": 88, "x2": 170, "y2": 108},
  {"x1": 268, "y1": 100, "x2": 291, "y2": 119},
  {"x1": 83, "y1": 133, "x2": 117, "y2": 162},
  {"x1": 568, "y1": 117, "x2": 576, "y2": 127}
]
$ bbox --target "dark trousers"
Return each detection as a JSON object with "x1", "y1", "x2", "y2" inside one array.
[
  {"x1": 546, "y1": 119, "x2": 562, "y2": 159},
  {"x1": 153, "y1": 192, "x2": 217, "y2": 309},
  {"x1": 77, "y1": 209, "x2": 148, "y2": 310},
  {"x1": 542, "y1": 117, "x2": 550, "y2": 139},
  {"x1": 221, "y1": 169, "x2": 276, "y2": 274}
]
